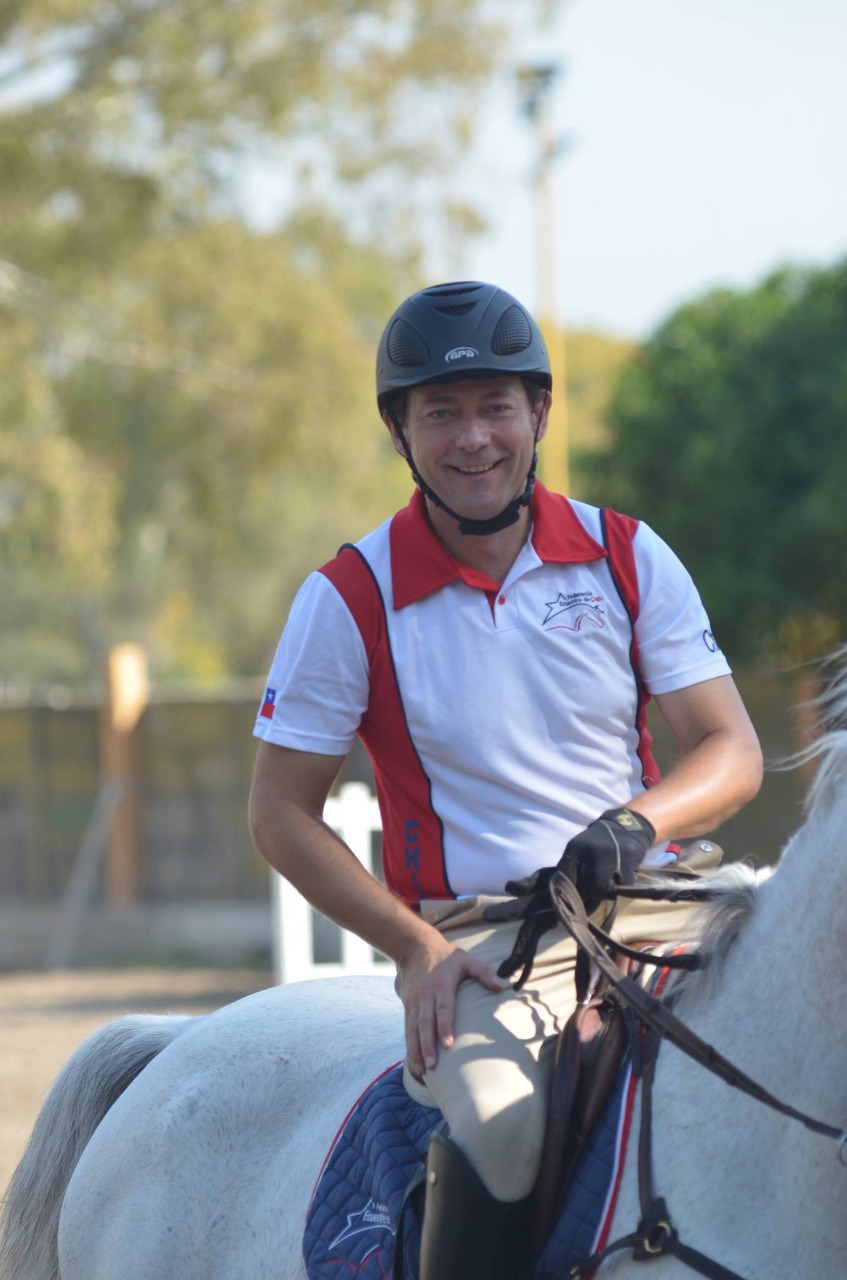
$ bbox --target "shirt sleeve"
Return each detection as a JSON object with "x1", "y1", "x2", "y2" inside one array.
[
  {"x1": 632, "y1": 522, "x2": 732, "y2": 696},
  {"x1": 253, "y1": 571, "x2": 370, "y2": 755}
]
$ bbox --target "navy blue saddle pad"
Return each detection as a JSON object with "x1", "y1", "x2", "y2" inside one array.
[{"x1": 303, "y1": 1060, "x2": 631, "y2": 1280}]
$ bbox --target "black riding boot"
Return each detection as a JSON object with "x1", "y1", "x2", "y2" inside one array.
[{"x1": 418, "y1": 1131, "x2": 533, "y2": 1280}]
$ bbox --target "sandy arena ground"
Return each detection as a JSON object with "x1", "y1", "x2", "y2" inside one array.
[{"x1": 0, "y1": 966, "x2": 272, "y2": 1195}]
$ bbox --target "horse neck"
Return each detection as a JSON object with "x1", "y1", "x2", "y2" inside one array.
[
  {"x1": 756, "y1": 771, "x2": 847, "y2": 980},
  {"x1": 688, "y1": 780, "x2": 847, "y2": 1117},
  {"x1": 772, "y1": 688, "x2": 847, "y2": 973}
]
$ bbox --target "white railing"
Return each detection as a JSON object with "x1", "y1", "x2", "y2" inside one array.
[{"x1": 270, "y1": 781, "x2": 393, "y2": 983}]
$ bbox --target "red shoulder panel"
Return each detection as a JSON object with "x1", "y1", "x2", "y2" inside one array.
[{"x1": 320, "y1": 547, "x2": 451, "y2": 904}]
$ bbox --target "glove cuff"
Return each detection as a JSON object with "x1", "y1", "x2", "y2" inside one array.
[{"x1": 600, "y1": 806, "x2": 656, "y2": 846}]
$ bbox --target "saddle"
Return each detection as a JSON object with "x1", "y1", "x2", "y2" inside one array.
[
  {"x1": 531, "y1": 838, "x2": 726, "y2": 1252},
  {"x1": 532, "y1": 989, "x2": 630, "y2": 1255},
  {"x1": 306, "y1": 847, "x2": 724, "y2": 1279},
  {"x1": 303, "y1": 1048, "x2": 634, "y2": 1280}
]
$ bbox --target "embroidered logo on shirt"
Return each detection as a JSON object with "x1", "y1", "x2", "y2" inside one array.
[
  {"x1": 703, "y1": 630, "x2": 721, "y2": 653},
  {"x1": 542, "y1": 592, "x2": 606, "y2": 632},
  {"x1": 260, "y1": 687, "x2": 277, "y2": 719}
]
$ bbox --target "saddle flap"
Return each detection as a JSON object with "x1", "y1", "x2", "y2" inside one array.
[
  {"x1": 573, "y1": 1000, "x2": 629, "y2": 1139},
  {"x1": 532, "y1": 997, "x2": 629, "y2": 1253}
]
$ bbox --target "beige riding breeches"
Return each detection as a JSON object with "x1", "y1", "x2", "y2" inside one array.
[{"x1": 397, "y1": 852, "x2": 718, "y2": 1202}]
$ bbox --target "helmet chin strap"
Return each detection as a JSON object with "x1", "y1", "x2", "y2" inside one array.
[{"x1": 390, "y1": 412, "x2": 539, "y2": 537}]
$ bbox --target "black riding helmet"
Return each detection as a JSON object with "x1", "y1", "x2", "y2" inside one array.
[{"x1": 376, "y1": 281, "x2": 552, "y2": 536}]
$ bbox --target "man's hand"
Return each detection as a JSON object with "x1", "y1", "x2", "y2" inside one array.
[
  {"x1": 562, "y1": 807, "x2": 655, "y2": 914},
  {"x1": 485, "y1": 806, "x2": 656, "y2": 986},
  {"x1": 398, "y1": 934, "x2": 504, "y2": 1080}
]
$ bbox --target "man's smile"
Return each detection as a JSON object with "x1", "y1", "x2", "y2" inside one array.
[{"x1": 451, "y1": 461, "x2": 502, "y2": 474}]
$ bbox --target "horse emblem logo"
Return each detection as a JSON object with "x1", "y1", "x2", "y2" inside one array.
[
  {"x1": 328, "y1": 1197, "x2": 393, "y2": 1257},
  {"x1": 543, "y1": 591, "x2": 605, "y2": 632}
]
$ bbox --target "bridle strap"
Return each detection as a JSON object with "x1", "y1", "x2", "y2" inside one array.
[
  {"x1": 567, "y1": 1043, "x2": 748, "y2": 1280},
  {"x1": 550, "y1": 872, "x2": 846, "y2": 1145},
  {"x1": 551, "y1": 871, "x2": 847, "y2": 1280},
  {"x1": 635, "y1": 1046, "x2": 748, "y2": 1280},
  {"x1": 613, "y1": 877, "x2": 722, "y2": 900}
]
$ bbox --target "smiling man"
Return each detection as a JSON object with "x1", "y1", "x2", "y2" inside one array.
[
  {"x1": 385, "y1": 374, "x2": 547, "y2": 585},
  {"x1": 249, "y1": 282, "x2": 763, "y2": 1280}
]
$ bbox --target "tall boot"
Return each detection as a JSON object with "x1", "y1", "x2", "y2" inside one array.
[{"x1": 418, "y1": 1131, "x2": 533, "y2": 1280}]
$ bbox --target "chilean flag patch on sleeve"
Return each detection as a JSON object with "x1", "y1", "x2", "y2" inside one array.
[{"x1": 260, "y1": 687, "x2": 277, "y2": 720}]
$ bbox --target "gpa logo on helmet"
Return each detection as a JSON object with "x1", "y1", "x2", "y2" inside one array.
[{"x1": 444, "y1": 346, "x2": 479, "y2": 363}]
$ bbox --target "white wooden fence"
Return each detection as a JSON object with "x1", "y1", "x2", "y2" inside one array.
[{"x1": 270, "y1": 782, "x2": 393, "y2": 983}]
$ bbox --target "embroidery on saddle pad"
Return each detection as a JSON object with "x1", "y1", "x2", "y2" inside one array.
[
  {"x1": 302, "y1": 1065, "x2": 446, "y2": 1280},
  {"x1": 303, "y1": 1058, "x2": 633, "y2": 1280}
]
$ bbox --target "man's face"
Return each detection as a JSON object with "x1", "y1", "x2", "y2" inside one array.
[{"x1": 386, "y1": 376, "x2": 549, "y2": 525}]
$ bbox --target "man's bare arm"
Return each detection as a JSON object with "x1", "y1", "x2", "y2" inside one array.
[
  {"x1": 248, "y1": 742, "x2": 502, "y2": 1075},
  {"x1": 626, "y1": 674, "x2": 763, "y2": 844}
]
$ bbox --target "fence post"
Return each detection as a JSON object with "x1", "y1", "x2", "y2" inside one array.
[{"x1": 102, "y1": 643, "x2": 149, "y2": 903}]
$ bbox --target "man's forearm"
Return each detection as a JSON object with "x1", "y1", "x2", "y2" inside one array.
[
  {"x1": 251, "y1": 795, "x2": 438, "y2": 969},
  {"x1": 629, "y1": 730, "x2": 762, "y2": 843}
]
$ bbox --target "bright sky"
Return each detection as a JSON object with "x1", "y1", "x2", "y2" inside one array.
[{"x1": 448, "y1": 0, "x2": 847, "y2": 337}]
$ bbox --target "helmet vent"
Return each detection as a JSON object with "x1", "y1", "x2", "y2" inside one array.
[
  {"x1": 387, "y1": 318, "x2": 431, "y2": 367},
  {"x1": 491, "y1": 306, "x2": 533, "y2": 355},
  {"x1": 434, "y1": 302, "x2": 476, "y2": 316},
  {"x1": 424, "y1": 282, "x2": 482, "y2": 298}
]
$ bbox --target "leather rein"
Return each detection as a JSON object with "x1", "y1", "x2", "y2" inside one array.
[{"x1": 550, "y1": 872, "x2": 847, "y2": 1280}]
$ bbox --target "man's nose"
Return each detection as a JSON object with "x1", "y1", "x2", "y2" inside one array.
[{"x1": 455, "y1": 414, "x2": 491, "y2": 448}]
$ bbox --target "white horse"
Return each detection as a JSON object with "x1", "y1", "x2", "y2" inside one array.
[{"x1": 3, "y1": 658, "x2": 847, "y2": 1280}]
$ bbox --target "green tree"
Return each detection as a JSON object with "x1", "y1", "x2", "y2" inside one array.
[
  {"x1": 563, "y1": 328, "x2": 636, "y2": 496},
  {"x1": 0, "y1": 0, "x2": 524, "y2": 267},
  {"x1": 0, "y1": 0, "x2": 556, "y2": 685},
  {"x1": 582, "y1": 261, "x2": 847, "y2": 665},
  {"x1": 0, "y1": 306, "x2": 119, "y2": 682}
]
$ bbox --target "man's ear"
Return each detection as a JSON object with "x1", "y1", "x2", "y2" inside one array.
[{"x1": 533, "y1": 391, "x2": 552, "y2": 444}]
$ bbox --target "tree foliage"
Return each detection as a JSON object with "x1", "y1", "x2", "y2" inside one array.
[
  {"x1": 0, "y1": 0, "x2": 520, "y2": 261},
  {"x1": 582, "y1": 260, "x2": 847, "y2": 665},
  {"x1": 0, "y1": 0, "x2": 554, "y2": 686},
  {"x1": 563, "y1": 328, "x2": 636, "y2": 493}
]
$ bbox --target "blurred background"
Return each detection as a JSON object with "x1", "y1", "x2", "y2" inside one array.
[{"x1": 1, "y1": 0, "x2": 845, "y2": 972}]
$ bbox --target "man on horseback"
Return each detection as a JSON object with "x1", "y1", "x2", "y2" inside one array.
[{"x1": 249, "y1": 281, "x2": 763, "y2": 1280}]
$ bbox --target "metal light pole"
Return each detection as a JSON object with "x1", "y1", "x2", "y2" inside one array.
[{"x1": 516, "y1": 63, "x2": 572, "y2": 495}]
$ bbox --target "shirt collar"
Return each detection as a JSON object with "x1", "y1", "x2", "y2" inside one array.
[{"x1": 390, "y1": 483, "x2": 608, "y2": 609}]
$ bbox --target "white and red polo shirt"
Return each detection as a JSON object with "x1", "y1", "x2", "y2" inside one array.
[{"x1": 254, "y1": 484, "x2": 730, "y2": 905}]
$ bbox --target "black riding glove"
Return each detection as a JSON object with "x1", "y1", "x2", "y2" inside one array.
[
  {"x1": 483, "y1": 864, "x2": 560, "y2": 986},
  {"x1": 483, "y1": 807, "x2": 656, "y2": 987},
  {"x1": 561, "y1": 806, "x2": 656, "y2": 916}
]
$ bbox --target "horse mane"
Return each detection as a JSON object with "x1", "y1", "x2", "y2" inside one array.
[
  {"x1": 790, "y1": 645, "x2": 847, "y2": 819},
  {"x1": 667, "y1": 646, "x2": 847, "y2": 1013},
  {"x1": 655, "y1": 861, "x2": 771, "y2": 1015}
]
